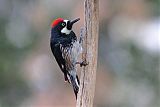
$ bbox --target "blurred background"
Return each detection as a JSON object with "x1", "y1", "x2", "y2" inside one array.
[{"x1": 0, "y1": 0, "x2": 159, "y2": 107}]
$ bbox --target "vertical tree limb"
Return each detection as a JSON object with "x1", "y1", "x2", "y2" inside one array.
[{"x1": 76, "y1": 0, "x2": 99, "y2": 107}]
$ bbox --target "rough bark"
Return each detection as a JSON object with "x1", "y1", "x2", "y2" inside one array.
[{"x1": 76, "y1": 0, "x2": 99, "y2": 107}]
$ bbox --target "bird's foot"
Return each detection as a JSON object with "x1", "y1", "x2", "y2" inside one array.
[{"x1": 76, "y1": 61, "x2": 88, "y2": 67}]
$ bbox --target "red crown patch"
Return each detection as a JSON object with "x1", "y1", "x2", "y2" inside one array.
[{"x1": 51, "y1": 18, "x2": 64, "y2": 28}]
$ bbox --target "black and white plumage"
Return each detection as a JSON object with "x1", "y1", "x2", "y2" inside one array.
[{"x1": 50, "y1": 18, "x2": 82, "y2": 98}]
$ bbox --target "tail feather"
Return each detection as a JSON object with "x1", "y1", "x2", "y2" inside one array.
[{"x1": 69, "y1": 74, "x2": 80, "y2": 99}]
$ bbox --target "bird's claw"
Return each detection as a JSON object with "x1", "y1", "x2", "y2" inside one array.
[{"x1": 79, "y1": 61, "x2": 88, "y2": 67}]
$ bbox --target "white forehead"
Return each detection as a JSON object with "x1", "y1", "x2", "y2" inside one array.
[{"x1": 64, "y1": 20, "x2": 69, "y2": 23}]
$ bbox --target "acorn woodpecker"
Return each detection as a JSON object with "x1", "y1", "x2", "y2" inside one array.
[{"x1": 50, "y1": 18, "x2": 83, "y2": 98}]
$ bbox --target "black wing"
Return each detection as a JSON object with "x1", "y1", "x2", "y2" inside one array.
[{"x1": 50, "y1": 31, "x2": 77, "y2": 80}]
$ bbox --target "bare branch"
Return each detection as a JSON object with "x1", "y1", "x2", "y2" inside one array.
[{"x1": 76, "y1": 0, "x2": 99, "y2": 107}]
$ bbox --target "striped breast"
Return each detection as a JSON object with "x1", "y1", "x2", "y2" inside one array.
[{"x1": 60, "y1": 40, "x2": 82, "y2": 71}]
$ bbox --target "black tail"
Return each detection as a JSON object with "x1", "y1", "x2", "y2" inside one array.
[{"x1": 69, "y1": 74, "x2": 80, "y2": 99}]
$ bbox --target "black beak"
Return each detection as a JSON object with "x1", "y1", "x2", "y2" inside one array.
[
  {"x1": 67, "y1": 18, "x2": 80, "y2": 30},
  {"x1": 70, "y1": 18, "x2": 80, "y2": 25}
]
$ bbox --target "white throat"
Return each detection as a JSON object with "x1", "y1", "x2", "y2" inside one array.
[
  {"x1": 61, "y1": 27, "x2": 71, "y2": 34},
  {"x1": 61, "y1": 20, "x2": 71, "y2": 35}
]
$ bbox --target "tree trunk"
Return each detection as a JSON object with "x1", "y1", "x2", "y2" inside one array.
[{"x1": 76, "y1": 0, "x2": 99, "y2": 107}]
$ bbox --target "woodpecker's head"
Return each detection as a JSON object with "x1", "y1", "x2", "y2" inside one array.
[{"x1": 51, "y1": 18, "x2": 80, "y2": 35}]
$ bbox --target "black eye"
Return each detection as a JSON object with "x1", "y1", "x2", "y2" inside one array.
[{"x1": 61, "y1": 22, "x2": 66, "y2": 26}]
